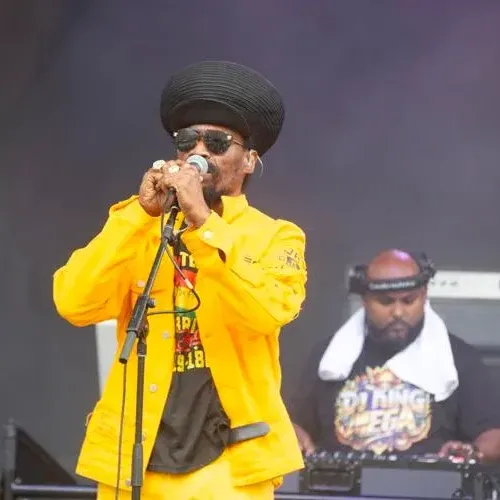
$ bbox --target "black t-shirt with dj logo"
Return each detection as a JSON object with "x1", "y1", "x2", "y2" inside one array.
[
  {"x1": 289, "y1": 332, "x2": 500, "y2": 455},
  {"x1": 148, "y1": 230, "x2": 230, "y2": 474}
]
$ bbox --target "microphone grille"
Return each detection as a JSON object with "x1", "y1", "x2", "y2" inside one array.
[{"x1": 186, "y1": 154, "x2": 209, "y2": 174}]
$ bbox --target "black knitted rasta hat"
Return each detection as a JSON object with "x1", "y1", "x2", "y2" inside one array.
[{"x1": 160, "y1": 60, "x2": 285, "y2": 155}]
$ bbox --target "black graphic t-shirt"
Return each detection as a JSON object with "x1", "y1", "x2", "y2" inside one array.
[
  {"x1": 148, "y1": 229, "x2": 230, "y2": 474},
  {"x1": 288, "y1": 332, "x2": 500, "y2": 455}
]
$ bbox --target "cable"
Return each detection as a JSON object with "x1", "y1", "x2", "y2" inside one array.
[
  {"x1": 145, "y1": 236, "x2": 201, "y2": 316},
  {"x1": 114, "y1": 196, "x2": 201, "y2": 499},
  {"x1": 147, "y1": 194, "x2": 201, "y2": 316},
  {"x1": 115, "y1": 365, "x2": 128, "y2": 500}
]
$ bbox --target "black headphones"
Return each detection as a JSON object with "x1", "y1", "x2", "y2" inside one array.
[{"x1": 347, "y1": 251, "x2": 436, "y2": 295}]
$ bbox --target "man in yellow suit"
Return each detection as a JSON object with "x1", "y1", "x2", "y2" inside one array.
[{"x1": 53, "y1": 60, "x2": 307, "y2": 500}]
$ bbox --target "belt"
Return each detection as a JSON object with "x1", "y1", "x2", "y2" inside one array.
[{"x1": 228, "y1": 422, "x2": 270, "y2": 445}]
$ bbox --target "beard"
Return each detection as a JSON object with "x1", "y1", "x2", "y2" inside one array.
[
  {"x1": 201, "y1": 163, "x2": 224, "y2": 208},
  {"x1": 202, "y1": 184, "x2": 222, "y2": 208},
  {"x1": 365, "y1": 316, "x2": 424, "y2": 358}
]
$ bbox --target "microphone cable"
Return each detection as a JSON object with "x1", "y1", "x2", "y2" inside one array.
[{"x1": 114, "y1": 193, "x2": 201, "y2": 499}]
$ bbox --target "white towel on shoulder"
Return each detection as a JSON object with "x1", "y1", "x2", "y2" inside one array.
[{"x1": 318, "y1": 303, "x2": 458, "y2": 402}]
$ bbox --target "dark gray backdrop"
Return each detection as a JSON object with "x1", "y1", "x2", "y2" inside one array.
[{"x1": 1, "y1": 0, "x2": 500, "y2": 475}]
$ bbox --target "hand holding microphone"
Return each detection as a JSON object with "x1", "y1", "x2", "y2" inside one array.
[{"x1": 139, "y1": 155, "x2": 211, "y2": 227}]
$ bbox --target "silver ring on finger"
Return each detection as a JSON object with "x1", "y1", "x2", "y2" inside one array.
[{"x1": 152, "y1": 160, "x2": 166, "y2": 170}]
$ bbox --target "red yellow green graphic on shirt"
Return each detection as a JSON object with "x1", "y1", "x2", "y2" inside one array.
[{"x1": 173, "y1": 248, "x2": 206, "y2": 372}]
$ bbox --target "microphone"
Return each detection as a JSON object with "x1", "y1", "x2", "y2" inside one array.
[
  {"x1": 185, "y1": 154, "x2": 210, "y2": 174},
  {"x1": 153, "y1": 154, "x2": 210, "y2": 207},
  {"x1": 155, "y1": 154, "x2": 211, "y2": 244},
  {"x1": 153, "y1": 154, "x2": 209, "y2": 176}
]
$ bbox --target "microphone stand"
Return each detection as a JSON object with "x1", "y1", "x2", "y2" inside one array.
[{"x1": 118, "y1": 204, "x2": 180, "y2": 500}]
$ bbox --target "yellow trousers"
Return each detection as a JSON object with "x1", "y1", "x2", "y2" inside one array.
[{"x1": 97, "y1": 454, "x2": 275, "y2": 500}]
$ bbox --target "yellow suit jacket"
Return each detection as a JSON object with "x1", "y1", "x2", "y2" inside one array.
[{"x1": 53, "y1": 194, "x2": 307, "y2": 489}]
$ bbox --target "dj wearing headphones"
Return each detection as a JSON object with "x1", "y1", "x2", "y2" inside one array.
[{"x1": 288, "y1": 249, "x2": 500, "y2": 463}]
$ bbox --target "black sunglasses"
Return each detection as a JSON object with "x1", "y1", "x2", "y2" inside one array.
[{"x1": 173, "y1": 127, "x2": 246, "y2": 155}]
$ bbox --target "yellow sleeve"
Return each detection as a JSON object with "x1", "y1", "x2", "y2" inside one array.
[
  {"x1": 181, "y1": 211, "x2": 307, "y2": 335},
  {"x1": 53, "y1": 196, "x2": 157, "y2": 327}
]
